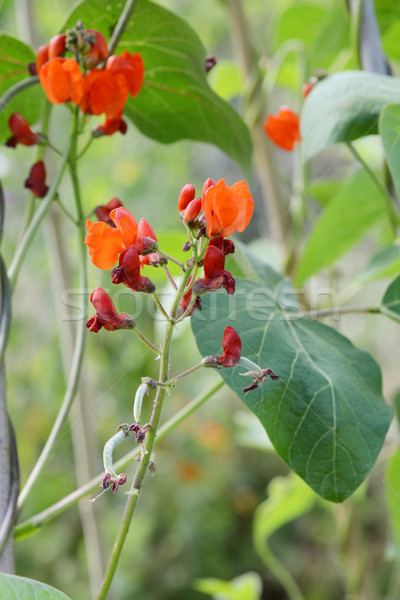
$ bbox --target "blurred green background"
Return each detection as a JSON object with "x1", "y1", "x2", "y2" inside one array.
[{"x1": 2, "y1": 0, "x2": 400, "y2": 599}]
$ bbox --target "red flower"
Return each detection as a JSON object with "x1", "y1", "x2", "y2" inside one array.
[
  {"x1": 86, "y1": 287, "x2": 135, "y2": 332},
  {"x1": 94, "y1": 198, "x2": 123, "y2": 224},
  {"x1": 6, "y1": 113, "x2": 40, "y2": 148},
  {"x1": 263, "y1": 107, "x2": 301, "y2": 151},
  {"x1": 111, "y1": 246, "x2": 155, "y2": 293},
  {"x1": 178, "y1": 183, "x2": 196, "y2": 211},
  {"x1": 178, "y1": 278, "x2": 202, "y2": 318},
  {"x1": 93, "y1": 116, "x2": 127, "y2": 137},
  {"x1": 24, "y1": 161, "x2": 48, "y2": 198},
  {"x1": 193, "y1": 245, "x2": 235, "y2": 296},
  {"x1": 217, "y1": 326, "x2": 242, "y2": 367},
  {"x1": 137, "y1": 218, "x2": 165, "y2": 268},
  {"x1": 201, "y1": 179, "x2": 254, "y2": 238},
  {"x1": 208, "y1": 237, "x2": 235, "y2": 256},
  {"x1": 39, "y1": 57, "x2": 85, "y2": 105}
]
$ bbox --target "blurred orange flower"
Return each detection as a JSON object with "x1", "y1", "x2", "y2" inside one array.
[
  {"x1": 39, "y1": 57, "x2": 84, "y2": 105},
  {"x1": 263, "y1": 107, "x2": 301, "y2": 151},
  {"x1": 201, "y1": 179, "x2": 253, "y2": 238}
]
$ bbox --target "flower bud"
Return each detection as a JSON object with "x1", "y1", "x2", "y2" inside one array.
[
  {"x1": 184, "y1": 197, "x2": 201, "y2": 226},
  {"x1": 178, "y1": 183, "x2": 196, "y2": 211},
  {"x1": 48, "y1": 34, "x2": 66, "y2": 59}
]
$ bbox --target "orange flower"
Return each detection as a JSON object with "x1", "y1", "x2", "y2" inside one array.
[
  {"x1": 39, "y1": 57, "x2": 84, "y2": 105},
  {"x1": 81, "y1": 70, "x2": 128, "y2": 119},
  {"x1": 85, "y1": 207, "x2": 138, "y2": 269},
  {"x1": 263, "y1": 107, "x2": 301, "y2": 151},
  {"x1": 106, "y1": 51, "x2": 144, "y2": 98},
  {"x1": 201, "y1": 179, "x2": 253, "y2": 238}
]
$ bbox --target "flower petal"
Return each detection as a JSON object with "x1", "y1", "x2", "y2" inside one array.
[{"x1": 85, "y1": 219, "x2": 124, "y2": 269}]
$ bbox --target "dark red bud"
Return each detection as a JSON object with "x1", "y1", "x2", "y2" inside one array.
[{"x1": 205, "y1": 56, "x2": 217, "y2": 72}]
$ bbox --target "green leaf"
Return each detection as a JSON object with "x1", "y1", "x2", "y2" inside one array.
[
  {"x1": 381, "y1": 273, "x2": 400, "y2": 319},
  {"x1": 191, "y1": 278, "x2": 392, "y2": 502},
  {"x1": 253, "y1": 473, "x2": 315, "y2": 544},
  {"x1": 62, "y1": 0, "x2": 252, "y2": 173},
  {"x1": 0, "y1": 574, "x2": 72, "y2": 600},
  {"x1": 356, "y1": 243, "x2": 400, "y2": 283},
  {"x1": 295, "y1": 170, "x2": 389, "y2": 285},
  {"x1": 301, "y1": 70, "x2": 400, "y2": 159},
  {"x1": 385, "y1": 447, "x2": 400, "y2": 547},
  {"x1": 380, "y1": 104, "x2": 400, "y2": 201},
  {"x1": 194, "y1": 573, "x2": 262, "y2": 600},
  {"x1": 0, "y1": 34, "x2": 42, "y2": 144}
]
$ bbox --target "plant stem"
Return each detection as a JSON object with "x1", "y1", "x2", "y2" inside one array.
[
  {"x1": 152, "y1": 292, "x2": 172, "y2": 323},
  {"x1": 163, "y1": 265, "x2": 178, "y2": 289},
  {"x1": 0, "y1": 76, "x2": 39, "y2": 114},
  {"x1": 96, "y1": 269, "x2": 193, "y2": 599},
  {"x1": 107, "y1": 0, "x2": 139, "y2": 55},
  {"x1": 15, "y1": 379, "x2": 224, "y2": 540},
  {"x1": 156, "y1": 248, "x2": 185, "y2": 271},
  {"x1": 347, "y1": 142, "x2": 399, "y2": 235},
  {"x1": 17, "y1": 108, "x2": 88, "y2": 511},
  {"x1": 8, "y1": 141, "x2": 71, "y2": 290},
  {"x1": 132, "y1": 326, "x2": 161, "y2": 354},
  {"x1": 167, "y1": 361, "x2": 204, "y2": 383},
  {"x1": 256, "y1": 542, "x2": 305, "y2": 600},
  {"x1": 302, "y1": 305, "x2": 381, "y2": 319}
]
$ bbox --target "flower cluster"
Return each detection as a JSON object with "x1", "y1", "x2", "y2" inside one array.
[{"x1": 36, "y1": 22, "x2": 144, "y2": 136}]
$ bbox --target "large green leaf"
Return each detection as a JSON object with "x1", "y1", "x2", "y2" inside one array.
[
  {"x1": 0, "y1": 574, "x2": 71, "y2": 600},
  {"x1": 0, "y1": 34, "x2": 42, "y2": 144},
  {"x1": 191, "y1": 278, "x2": 392, "y2": 502},
  {"x1": 295, "y1": 170, "x2": 389, "y2": 285},
  {"x1": 62, "y1": 0, "x2": 252, "y2": 173},
  {"x1": 380, "y1": 104, "x2": 400, "y2": 201},
  {"x1": 301, "y1": 70, "x2": 400, "y2": 159}
]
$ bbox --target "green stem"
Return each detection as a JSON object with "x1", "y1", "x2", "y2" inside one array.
[
  {"x1": 8, "y1": 141, "x2": 71, "y2": 291},
  {"x1": 303, "y1": 304, "x2": 381, "y2": 319},
  {"x1": 77, "y1": 135, "x2": 93, "y2": 160},
  {"x1": 0, "y1": 76, "x2": 39, "y2": 114},
  {"x1": 96, "y1": 269, "x2": 193, "y2": 600},
  {"x1": 156, "y1": 248, "x2": 185, "y2": 271},
  {"x1": 347, "y1": 142, "x2": 399, "y2": 235},
  {"x1": 256, "y1": 542, "x2": 305, "y2": 600},
  {"x1": 15, "y1": 379, "x2": 224, "y2": 540},
  {"x1": 107, "y1": 0, "x2": 140, "y2": 54},
  {"x1": 350, "y1": 0, "x2": 363, "y2": 69},
  {"x1": 132, "y1": 326, "x2": 161, "y2": 355},
  {"x1": 167, "y1": 361, "x2": 204, "y2": 383},
  {"x1": 152, "y1": 292, "x2": 172, "y2": 323},
  {"x1": 17, "y1": 108, "x2": 88, "y2": 511}
]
